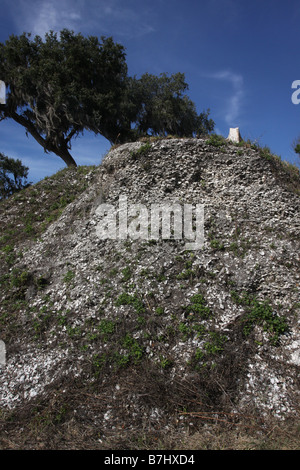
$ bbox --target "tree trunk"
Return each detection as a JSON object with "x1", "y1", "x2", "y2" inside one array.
[
  {"x1": 7, "y1": 110, "x2": 78, "y2": 167},
  {"x1": 55, "y1": 147, "x2": 77, "y2": 167}
]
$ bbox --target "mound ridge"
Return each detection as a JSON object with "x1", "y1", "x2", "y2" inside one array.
[{"x1": 0, "y1": 136, "x2": 299, "y2": 449}]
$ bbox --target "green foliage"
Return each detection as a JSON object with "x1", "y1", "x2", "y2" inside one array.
[
  {"x1": 292, "y1": 135, "x2": 300, "y2": 159},
  {"x1": 294, "y1": 143, "x2": 300, "y2": 155},
  {"x1": 129, "y1": 72, "x2": 214, "y2": 138},
  {"x1": 209, "y1": 238, "x2": 225, "y2": 252},
  {"x1": 230, "y1": 291, "x2": 288, "y2": 345},
  {"x1": 0, "y1": 153, "x2": 30, "y2": 199},
  {"x1": 241, "y1": 138, "x2": 300, "y2": 195},
  {"x1": 121, "y1": 266, "x2": 132, "y2": 282},
  {"x1": 115, "y1": 292, "x2": 145, "y2": 314},
  {"x1": 91, "y1": 331, "x2": 144, "y2": 376},
  {"x1": 98, "y1": 319, "x2": 115, "y2": 338},
  {"x1": 159, "y1": 355, "x2": 173, "y2": 369},
  {"x1": 185, "y1": 293, "x2": 212, "y2": 319},
  {"x1": 177, "y1": 268, "x2": 196, "y2": 280},
  {"x1": 155, "y1": 306, "x2": 164, "y2": 316},
  {"x1": 203, "y1": 331, "x2": 227, "y2": 355},
  {"x1": 9, "y1": 268, "x2": 30, "y2": 288},
  {"x1": 130, "y1": 142, "x2": 152, "y2": 159},
  {"x1": 0, "y1": 30, "x2": 129, "y2": 166},
  {"x1": 63, "y1": 270, "x2": 75, "y2": 284},
  {"x1": 0, "y1": 30, "x2": 214, "y2": 166},
  {"x1": 258, "y1": 145, "x2": 273, "y2": 161},
  {"x1": 123, "y1": 333, "x2": 144, "y2": 363},
  {"x1": 206, "y1": 134, "x2": 226, "y2": 147}
]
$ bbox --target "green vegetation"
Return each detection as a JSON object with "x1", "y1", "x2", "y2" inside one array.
[
  {"x1": 122, "y1": 333, "x2": 144, "y2": 363},
  {"x1": 206, "y1": 133, "x2": 226, "y2": 148},
  {"x1": 63, "y1": 270, "x2": 75, "y2": 284},
  {"x1": 0, "y1": 153, "x2": 30, "y2": 199},
  {"x1": 0, "y1": 30, "x2": 214, "y2": 167},
  {"x1": 115, "y1": 292, "x2": 145, "y2": 315},
  {"x1": 97, "y1": 319, "x2": 115, "y2": 339},
  {"x1": 0, "y1": 30, "x2": 130, "y2": 166},
  {"x1": 90, "y1": 331, "x2": 144, "y2": 377},
  {"x1": 231, "y1": 290, "x2": 288, "y2": 345},
  {"x1": 185, "y1": 293, "x2": 212, "y2": 319},
  {"x1": 121, "y1": 266, "x2": 132, "y2": 282},
  {"x1": 209, "y1": 238, "x2": 225, "y2": 252},
  {"x1": 130, "y1": 142, "x2": 151, "y2": 159},
  {"x1": 129, "y1": 72, "x2": 214, "y2": 139},
  {"x1": 0, "y1": 166, "x2": 97, "y2": 259},
  {"x1": 155, "y1": 306, "x2": 164, "y2": 316},
  {"x1": 203, "y1": 331, "x2": 227, "y2": 355},
  {"x1": 243, "y1": 140, "x2": 300, "y2": 195}
]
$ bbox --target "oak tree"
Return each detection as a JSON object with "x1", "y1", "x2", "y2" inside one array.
[
  {"x1": 0, "y1": 30, "x2": 214, "y2": 167},
  {"x1": 0, "y1": 30, "x2": 130, "y2": 167},
  {"x1": 128, "y1": 72, "x2": 214, "y2": 138},
  {"x1": 0, "y1": 153, "x2": 30, "y2": 199}
]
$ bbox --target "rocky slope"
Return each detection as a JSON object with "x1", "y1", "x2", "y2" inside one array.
[{"x1": 0, "y1": 135, "x2": 299, "y2": 449}]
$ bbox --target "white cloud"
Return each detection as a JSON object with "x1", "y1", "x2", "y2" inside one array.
[
  {"x1": 209, "y1": 70, "x2": 244, "y2": 126},
  {"x1": 14, "y1": 0, "x2": 83, "y2": 37},
  {"x1": 12, "y1": 0, "x2": 154, "y2": 39}
]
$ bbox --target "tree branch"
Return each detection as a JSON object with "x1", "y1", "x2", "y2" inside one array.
[
  {"x1": 6, "y1": 109, "x2": 77, "y2": 166},
  {"x1": 8, "y1": 109, "x2": 49, "y2": 151}
]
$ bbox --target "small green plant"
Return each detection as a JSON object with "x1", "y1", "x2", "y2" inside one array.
[
  {"x1": 259, "y1": 145, "x2": 273, "y2": 161},
  {"x1": 190, "y1": 330, "x2": 227, "y2": 370},
  {"x1": 35, "y1": 276, "x2": 48, "y2": 290},
  {"x1": 204, "y1": 331, "x2": 227, "y2": 355},
  {"x1": 155, "y1": 306, "x2": 164, "y2": 316},
  {"x1": 57, "y1": 313, "x2": 67, "y2": 326},
  {"x1": 159, "y1": 355, "x2": 173, "y2": 369},
  {"x1": 98, "y1": 319, "x2": 115, "y2": 338},
  {"x1": 176, "y1": 268, "x2": 196, "y2": 280},
  {"x1": 115, "y1": 292, "x2": 132, "y2": 305},
  {"x1": 31, "y1": 309, "x2": 53, "y2": 339},
  {"x1": 113, "y1": 352, "x2": 130, "y2": 368},
  {"x1": 10, "y1": 269, "x2": 30, "y2": 288},
  {"x1": 230, "y1": 290, "x2": 253, "y2": 306},
  {"x1": 121, "y1": 266, "x2": 132, "y2": 282},
  {"x1": 243, "y1": 300, "x2": 288, "y2": 346},
  {"x1": 206, "y1": 134, "x2": 226, "y2": 148},
  {"x1": 123, "y1": 333, "x2": 144, "y2": 363},
  {"x1": 92, "y1": 353, "x2": 107, "y2": 377},
  {"x1": 194, "y1": 348, "x2": 204, "y2": 361},
  {"x1": 192, "y1": 323, "x2": 207, "y2": 338},
  {"x1": 66, "y1": 325, "x2": 82, "y2": 338},
  {"x1": 115, "y1": 292, "x2": 145, "y2": 314},
  {"x1": 155, "y1": 272, "x2": 166, "y2": 282},
  {"x1": 185, "y1": 293, "x2": 212, "y2": 319},
  {"x1": 210, "y1": 239, "x2": 225, "y2": 251},
  {"x1": 63, "y1": 270, "x2": 75, "y2": 284},
  {"x1": 54, "y1": 406, "x2": 68, "y2": 424},
  {"x1": 1, "y1": 244, "x2": 14, "y2": 254},
  {"x1": 231, "y1": 290, "x2": 288, "y2": 345},
  {"x1": 228, "y1": 241, "x2": 239, "y2": 256},
  {"x1": 130, "y1": 142, "x2": 151, "y2": 159},
  {"x1": 178, "y1": 322, "x2": 190, "y2": 339}
]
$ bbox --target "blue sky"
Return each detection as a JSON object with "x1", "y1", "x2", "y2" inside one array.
[{"x1": 0, "y1": 0, "x2": 300, "y2": 184}]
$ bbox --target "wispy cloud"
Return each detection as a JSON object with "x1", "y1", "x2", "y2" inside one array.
[
  {"x1": 208, "y1": 70, "x2": 244, "y2": 126},
  {"x1": 11, "y1": 0, "x2": 155, "y2": 39},
  {"x1": 13, "y1": 0, "x2": 83, "y2": 37}
]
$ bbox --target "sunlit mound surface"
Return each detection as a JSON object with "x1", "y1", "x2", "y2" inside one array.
[{"x1": 0, "y1": 136, "x2": 299, "y2": 449}]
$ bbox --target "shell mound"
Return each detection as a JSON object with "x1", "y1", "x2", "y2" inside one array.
[{"x1": 0, "y1": 136, "x2": 299, "y2": 449}]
